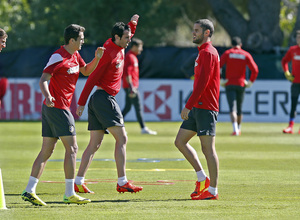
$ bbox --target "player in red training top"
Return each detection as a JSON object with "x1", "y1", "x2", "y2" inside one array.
[
  {"x1": 21, "y1": 24, "x2": 105, "y2": 206},
  {"x1": 174, "y1": 19, "x2": 220, "y2": 200},
  {"x1": 220, "y1": 37, "x2": 258, "y2": 136},
  {"x1": 282, "y1": 30, "x2": 300, "y2": 134},
  {"x1": 122, "y1": 38, "x2": 157, "y2": 135},
  {"x1": 0, "y1": 28, "x2": 8, "y2": 111},
  {"x1": 74, "y1": 14, "x2": 143, "y2": 194}
]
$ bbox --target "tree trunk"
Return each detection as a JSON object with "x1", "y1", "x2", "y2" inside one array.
[{"x1": 206, "y1": 0, "x2": 283, "y2": 52}]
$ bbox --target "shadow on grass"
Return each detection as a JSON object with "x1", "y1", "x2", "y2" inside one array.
[
  {"x1": 45, "y1": 198, "x2": 191, "y2": 204},
  {"x1": 8, "y1": 193, "x2": 191, "y2": 207},
  {"x1": 91, "y1": 198, "x2": 190, "y2": 203}
]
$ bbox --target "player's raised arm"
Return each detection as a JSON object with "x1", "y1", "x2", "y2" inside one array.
[
  {"x1": 130, "y1": 14, "x2": 139, "y2": 25},
  {"x1": 80, "y1": 47, "x2": 105, "y2": 76}
]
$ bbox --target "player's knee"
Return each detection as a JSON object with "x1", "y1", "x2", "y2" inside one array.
[
  {"x1": 40, "y1": 149, "x2": 54, "y2": 160},
  {"x1": 116, "y1": 134, "x2": 128, "y2": 146},
  {"x1": 201, "y1": 146, "x2": 216, "y2": 158},
  {"x1": 123, "y1": 135, "x2": 128, "y2": 145},
  {"x1": 68, "y1": 144, "x2": 78, "y2": 155},
  {"x1": 174, "y1": 138, "x2": 183, "y2": 149}
]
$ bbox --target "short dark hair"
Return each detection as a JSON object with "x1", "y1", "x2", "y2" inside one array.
[
  {"x1": 0, "y1": 28, "x2": 8, "y2": 38},
  {"x1": 231, "y1": 36, "x2": 242, "y2": 46},
  {"x1": 64, "y1": 24, "x2": 85, "y2": 45},
  {"x1": 130, "y1": 38, "x2": 143, "y2": 48},
  {"x1": 111, "y1": 22, "x2": 131, "y2": 42},
  {"x1": 195, "y1": 19, "x2": 214, "y2": 37}
]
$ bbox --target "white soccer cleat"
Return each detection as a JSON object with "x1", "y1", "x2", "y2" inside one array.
[{"x1": 141, "y1": 127, "x2": 157, "y2": 135}]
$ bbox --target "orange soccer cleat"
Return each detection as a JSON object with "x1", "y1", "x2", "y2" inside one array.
[
  {"x1": 191, "y1": 190, "x2": 219, "y2": 200},
  {"x1": 116, "y1": 182, "x2": 143, "y2": 193},
  {"x1": 283, "y1": 126, "x2": 293, "y2": 134},
  {"x1": 190, "y1": 177, "x2": 210, "y2": 198},
  {"x1": 74, "y1": 183, "x2": 95, "y2": 194}
]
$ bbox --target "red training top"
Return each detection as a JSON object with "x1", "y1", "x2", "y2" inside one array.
[
  {"x1": 43, "y1": 46, "x2": 86, "y2": 110},
  {"x1": 122, "y1": 50, "x2": 139, "y2": 88},
  {"x1": 282, "y1": 45, "x2": 300, "y2": 83},
  {"x1": 220, "y1": 47, "x2": 258, "y2": 86},
  {"x1": 78, "y1": 22, "x2": 136, "y2": 106},
  {"x1": 185, "y1": 42, "x2": 220, "y2": 112}
]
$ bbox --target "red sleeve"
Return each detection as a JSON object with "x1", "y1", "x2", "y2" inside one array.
[
  {"x1": 128, "y1": 21, "x2": 137, "y2": 37},
  {"x1": 220, "y1": 51, "x2": 228, "y2": 68},
  {"x1": 77, "y1": 52, "x2": 111, "y2": 106},
  {"x1": 125, "y1": 20, "x2": 138, "y2": 77},
  {"x1": 282, "y1": 48, "x2": 292, "y2": 72},
  {"x1": 246, "y1": 53, "x2": 259, "y2": 82},
  {"x1": 124, "y1": 53, "x2": 135, "y2": 78},
  {"x1": 185, "y1": 52, "x2": 214, "y2": 110}
]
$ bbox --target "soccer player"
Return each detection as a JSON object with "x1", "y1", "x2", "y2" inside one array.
[
  {"x1": 0, "y1": 28, "x2": 8, "y2": 110},
  {"x1": 220, "y1": 37, "x2": 259, "y2": 136},
  {"x1": 21, "y1": 24, "x2": 105, "y2": 206},
  {"x1": 122, "y1": 38, "x2": 157, "y2": 135},
  {"x1": 74, "y1": 14, "x2": 143, "y2": 194},
  {"x1": 282, "y1": 30, "x2": 300, "y2": 134},
  {"x1": 174, "y1": 19, "x2": 220, "y2": 200}
]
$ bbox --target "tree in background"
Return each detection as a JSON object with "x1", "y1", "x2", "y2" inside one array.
[
  {"x1": 205, "y1": 0, "x2": 283, "y2": 52},
  {"x1": 0, "y1": 0, "x2": 182, "y2": 50},
  {"x1": 1, "y1": 0, "x2": 300, "y2": 52},
  {"x1": 280, "y1": 0, "x2": 300, "y2": 46}
]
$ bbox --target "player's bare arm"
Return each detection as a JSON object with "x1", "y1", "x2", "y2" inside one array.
[
  {"x1": 181, "y1": 107, "x2": 190, "y2": 120},
  {"x1": 80, "y1": 47, "x2": 105, "y2": 76},
  {"x1": 39, "y1": 73, "x2": 55, "y2": 107}
]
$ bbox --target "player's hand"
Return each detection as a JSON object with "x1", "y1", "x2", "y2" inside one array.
[
  {"x1": 45, "y1": 96, "x2": 55, "y2": 107},
  {"x1": 244, "y1": 80, "x2": 253, "y2": 88},
  {"x1": 95, "y1": 47, "x2": 105, "y2": 59},
  {"x1": 284, "y1": 71, "x2": 294, "y2": 82},
  {"x1": 76, "y1": 105, "x2": 85, "y2": 117},
  {"x1": 130, "y1": 14, "x2": 139, "y2": 25},
  {"x1": 220, "y1": 78, "x2": 228, "y2": 87},
  {"x1": 129, "y1": 87, "x2": 137, "y2": 98},
  {"x1": 129, "y1": 92, "x2": 136, "y2": 98},
  {"x1": 181, "y1": 107, "x2": 190, "y2": 121}
]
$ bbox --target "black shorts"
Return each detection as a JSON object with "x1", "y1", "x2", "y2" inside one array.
[
  {"x1": 291, "y1": 83, "x2": 300, "y2": 98},
  {"x1": 42, "y1": 104, "x2": 76, "y2": 138},
  {"x1": 225, "y1": 85, "x2": 245, "y2": 115},
  {"x1": 180, "y1": 108, "x2": 218, "y2": 136},
  {"x1": 88, "y1": 90, "x2": 124, "y2": 131}
]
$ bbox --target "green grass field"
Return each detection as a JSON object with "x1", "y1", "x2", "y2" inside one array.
[{"x1": 0, "y1": 121, "x2": 299, "y2": 220}]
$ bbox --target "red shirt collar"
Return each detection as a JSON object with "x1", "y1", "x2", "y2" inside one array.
[
  {"x1": 198, "y1": 41, "x2": 212, "y2": 51},
  {"x1": 108, "y1": 38, "x2": 123, "y2": 51}
]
